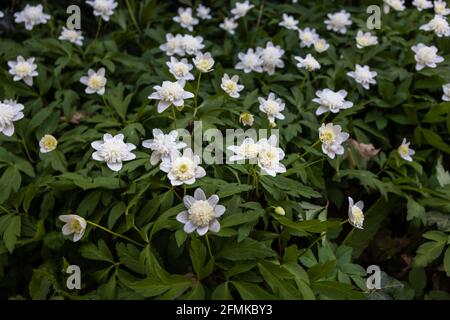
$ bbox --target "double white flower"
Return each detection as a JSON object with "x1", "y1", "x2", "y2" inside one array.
[
  {"x1": 420, "y1": 15, "x2": 450, "y2": 37},
  {"x1": 313, "y1": 89, "x2": 353, "y2": 115},
  {"x1": 166, "y1": 57, "x2": 194, "y2": 82},
  {"x1": 59, "y1": 27, "x2": 84, "y2": 46},
  {"x1": 142, "y1": 129, "x2": 186, "y2": 165},
  {"x1": 14, "y1": 4, "x2": 50, "y2": 30},
  {"x1": 231, "y1": 0, "x2": 254, "y2": 19},
  {"x1": 0, "y1": 100, "x2": 24, "y2": 137},
  {"x1": 196, "y1": 4, "x2": 212, "y2": 20},
  {"x1": 295, "y1": 54, "x2": 321, "y2": 72},
  {"x1": 313, "y1": 39, "x2": 330, "y2": 53},
  {"x1": 256, "y1": 42, "x2": 285, "y2": 75},
  {"x1": 434, "y1": 0, "x2": 450, "y2": 15},
  {"x1": 235, "y1": 48, "x2": 263, "y2": 73},
  {"x1": 413, "y1": 0, "x2": 434, "y2": 10},
  {"x1": 319, "y1": 123, "x2": 349, "y2": 159},
  {"x1": 348, "y1": 197, "x2": 364, "y2": 229},
  {"x1": 257, "y1": 135, "x2": 286, "y2": 177},
  {"x1": 80, "y1": 68, "x2": 107, "y2": 95},
  {"x1": 324, "y1": 10, "x2": 352, "y2": 34},
  {"x1": 228, "y1": 138, "x2": 259, "y2": 162},
  {"x1": 356, "y1": 31, "x2": 378, "y2": 49},
  {"x1": 160, "y1": 148, "x2": 206, "y2": 186},
  {"x1": 411, "y1": 43, "x2": 444, "y2": 71},
  {"x1": 193, "y1": 52, "x2": 215, "y2": 73},
  {"x1": 39, "y1": 134, "x2": 58, "y2": 153},
  {"x1": 220, "y1": 17, "x2": 238, "y2": 35},
  {"x1": 8, "y1": 56, "x2": 38, "y2": 86},
  {"x1": 86, "y1": 0, "x2": 118, "y2": 21},
  {"x1": 383, "y1": 0, "x2": 406, "y2": 13},
  {"x1": 173, "y1": 7, "x2": 198, "y2": 32},
  {"x1": 398, "y1": 138, "x2": 415, "y2": 162},
  {"x1": 160, "y1": 34, "x2": 204, "y2": 56},
  {"x1": 279, "y1": 13, "x2": 299, "y2": 30},
  {"x1": 258, "y1": 92, "x2": 285, "y2": 125},
  {"x1": 221, "y1": 74, "x2": 244, "y2": 98},
  {"x1": 91, "y1": 133, "x2": 136, "y2": 171},
  {"x1": 148, "y1": 80, "x2": 194, "y2": 113},
  {"x1": 298, "y1": 28, "x2": 319, "y2": 48},
  {"x1": 347, "y1": 64, "x2": 378, "y2": 90}
]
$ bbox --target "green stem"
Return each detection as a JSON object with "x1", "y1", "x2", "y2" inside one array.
[
  {"x1": 0, "y1": 204, "x2": 12, "y2": 214},
  {"x1": 193, "y1": 72, "x2": 202, "y2": 119},
  {"x1": 172, "y1": 106, "x2": 177, "y2": 129},
  {"x1": 298, "y1": 139, "x2": 320, "y2": 160},
  {"x1": 87, "y1": 220, "x2": 145, "y2": 247},
  {"x1": 205, "y1": 234, "x2": 213, "y2": 259},
  {"x1": 299, "y1": 232, "x2": 327, "y2": 258},
  {"x1": 125, "y1": 0, "x2": 142, "y2": 33}
]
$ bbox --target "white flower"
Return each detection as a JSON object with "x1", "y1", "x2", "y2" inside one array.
[
  {"x1": 0, "y1": 100, "x2": 24, "y2": 137},
  {"x1": 160, "y1": 148, "x2": 206, "y2": 186},
  {"x1": 239, "y1": 112, "x2": 254, "y2": 126},
  {"x1": 411, "y1": 43, "x2": 444, "y2": 71},
  {"x1": 258, "y1": 92, "x2": 285, "y2": 125},
  {"x1": 176, "y1": 188, "x2": 225, "y2": 236},
  {"x1": 356, "y1": 30, "x2": 378, "y2": 49},
  {"x1": 193, "y1": 52, "x2": 215, "y2": 72},
  {"x1": 434, "y1": 0, "x2": 450, "y2": 15},
  {"x1": 319, "y1": 123, "x2": 349, "y2": 159},
  {"x1": 160, "y1": 33, "x2": 184, "y2": 56},
  {"x1": 313, "y1": 38, "x2": 330, "y2": 53},
  {"x1": 181, "y1": 34, "x2": 205, "y2": 55},
  {"x1": 39, "y1": 134, "x2": 58, "y2": 153},
  {"x1": 348, "y1": 197, "x2": 364, "y2": 229},
  {"x1": 173, "y1": 7, "x2": 198, "y2": 32},
  {"x1": 383, "y1": 0, "x2": 406, "y2": 13},
  {"x1": 442, "y1": 83, "x2": 450, "y2": 101},
  {"x1": 235, "y1": 48, "x2": 263, "y2": 73},
  {"x1": 228, "y1": 137, "x2": 259, "y2": 162},
  {"x1": 8, "y1": 56, "x2": 38, "y2": 86},
  {"x1": 413, "y1": 0, "x2": 434, "y2": 10},
  {"x1": 59, "y1": 215, "x2": 87, "y2": 242},
  {"x1": 167, "y1": 57, "x2": 194, "y2": 82},
  {"x1": 299, "y1": 28, "x2": 319, "y2": 48},
  {"x1": 279, "y1": 13, "x2": 299, "y2": 30},
  {"x1": 313, "y1": 89, "x2": 353, "y2": 115},
  {"x1": 142, "y1": 129, "x2": 186, "y2": 165},
  {"x1": 325, "y1": 10, "x2": 352, "y2": 34},
  {"x1": 14, "y1": 4, "x2": 50, "y2": 30},
  {"x1": 221, "y1": 74, "x2": 244, "y2": 98},
  {"x1": 148, "y1": 80, "x2": 194, "y2": 113},
  {"x1": 220, "y1": 17, "x2": 238, "y2": 35},
  {"x1": 420, "y1": 15, "x2": 450, "y2": 37},
  {"x1": 0, "y1": 11, "x2": 4, "y2": 19},
  {"x1": 256, "y1": 42, "x2": 285, "y2": 75},
  {"x1": 231, "y1": 0, "x2": 254, "y2": 19},
  {"x1": 86, "y1": 0, "x2": 118, "y2": 22},
  {"x1": 347, "y1": 64, "x2": 377, "y2": 90},
  {"x1": 295, "y1": 54, "x2": 321, "y2": 72},
  {"x1": 80, "y1": 68, "x2": 107, "y2": 95},
  {"x1": 91, "y1": 133, "x2": 136, "y2": 171},
  {"x1": 257, "y1": 135, "x2": 286, "y2": 177},
  {"x1": 398, "y1": 138, "x2": 415, "y2": 162},
  {"x1": 196, "y1": 4, "x2": 212, "y2": 20},
  {"x1": 58, "y1": 27, "x2": 84, "y2": 46}
]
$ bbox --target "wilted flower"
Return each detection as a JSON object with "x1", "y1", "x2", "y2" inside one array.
[
  {"x1": 347, "y1": 64, "x2": 378, "y2": 90},
  {"x1": 59, "y1": 214, "x2": 87, "y2": 242},
  {"x1": 166, "y1": 57, "x2": 194, "y2": 82},
  {"x1": 86, "y1": 0, "x2": 118, "y2": 21},
  {"x1": 411, "y1": 43, "x2": 444, "y2": 70},
  {"x1": 0, "y1": 100, "x2": 24, "y2": 137},
  {"x1": 313, "y1": 89, "x2": 353, "y2": 115},
  {"x1": 434, "y1": 0, "x2": 450, "y2": 15},
  {"x1": 313, "y1": 38, "x2": 330, "y2": 53},
  {"x1": 148, "y1": 80, "x2": 194, "y2": 113},
  {"x1": 8, "y1": 56, "x2": 38, "y2": 86},
  {"x1": 235, "y1": 48, "x2": 263, "y2": 73},
  {"x1": 413, "y1": 0, "x2": 434, "y2": 11},
  {"x1": 228, "y1": 137, "x2": 259, "y2": 162},
  {"x1": 231, "y1": 0, "x2": 254, "y2": 19},
  {"x1": 383, "y1": 0, "x2": 406, "y2": 13},
  {"x1": 196, "y1": 4, "x2": 212, "y2": 20},
  {"x1": 356, "y1": 30, "x2": 378, "y2": 49},
  {"x1": 325, "y1": 10, "x2": 352, "y2": 34},
  {"x1": 348, "y1": 139, "x2": 380, "y2": 160},
  {"x1": 142, "y1": 129, "x2": 186, "y2": 165},
  {"x1": 39, "y1": 134, "x2": 58, "y2": 153},
  {"x1": 181, "y1": 34, "x2": 205, "y2": 55},
  {"x1": 295, "y1": 54, "x2": 321, "y2": 72},
  {"x1": 58, "y1": 27, "x2": 84, "y2": 46},
  {"x1": 257, "y1": 135, "x2": 286, "y2": 176},
  {"x1": 299, "y1": 27, "x2": 319, "y2": 48},
  {"x1": 80, "y1": 68, "x2": 107, "y2": 95},
  {"x1": 348, "y1": 197, "x2": 364, "y2": 229},
  {"x1": 442, "y1": 83, "x2": 450, "y2": 101},
  {"x1": 193, "y1": 52, "x2": 215, "y2": 72},
  {"x1": 258, "y1": 92, "x2": 285, "y2": 125},
  {"x1": 398, "y1": 138, "x2": 415, "y2": 162},
  {"x1": 160, "y1": 33, "x2": 184, "y2": 56},
  {"x1": 279, "y1": 13, "x2": 299, "y2": 30},
  {"x1": 160, "y1": 148, "x2": 206, "y2": 186},
  {"x1": 319, "y1": 123, "x2": 349, "y2": 159},
  {"x1": 256, "y1": 42, "x2": 285, "y2": 75},
  {"x1": 176, "y1": 188, "x2": 225, "y2": 236},
  {"x1": 173, "y1": 7, "x2": 198, "y2": 32},
  {"x1": 220, "y1": 17, "x2": 238, "y2": 35},
  {"x1": 221, "y1": 74, "x2": 244, "y2": 98},
  {"x1": 239, "y1": 112, "x2": 254, "y2": 126},
  {"x1": 91, "y1": 133, "x2": 136, "y2": 171},
  {"x1": 14, "y1": 4, "x2": 50, "y2": 30},
  {"x1": 420, "y1": 15, "x2": 450, "y2": 37}
]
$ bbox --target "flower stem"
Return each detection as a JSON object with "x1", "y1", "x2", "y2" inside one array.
[
  {"x1": 205, "y1": 234, "x2": 214, "y2": 259},
  {"x1": 298, "y1": 139, "x2": 320, "y2": 160},
  {"x1": 87, "y1": 220, "x2": 145, "y2": 247},
  {"x1": 124, "y1": 0, "x2": 142, "y2": 33},
  {"x1": 193, "y1": 72, "x2": 202, "y2": 119}
]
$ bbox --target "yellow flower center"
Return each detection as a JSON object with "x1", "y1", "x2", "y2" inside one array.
[
  {"x1": 398, "y1": 145, "x2": 409, "y2": 156},
  {"x1": 41, "y1": 135, "x2": 57, "y2": 151},
  {"x1": 224, "y1": 80, "x2": 237, "y2": 92},
  {"x1": 15, "y1": 62, "x2": 32, "y2": 77},
  {"x1": 189, "y1": 200, "x2": 215, "y2": 226},
  {"x1": 69, "y1": 219, "x2": 83, "y2": 233},
  {"x1": 320, "y1": 128, "x2": 335, "y2": 144},
  {"x1": 88, "y1": 74, "x2": 104, "y2": 90},
  {"x1": 351, "y1": 207, "x2": 364, "y2": 226}
]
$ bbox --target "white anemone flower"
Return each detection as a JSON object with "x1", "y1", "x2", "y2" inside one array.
[
  {"x1": 142, "y1": 129, "x2": 187, "y2": 165},
  {"x1": 59, "y1": 214, "x2": 87, "y2": 242},
  {"x1": 148, "y1": 80, "x2": 194, "y2": 113},
  {"x1": 434, "y1": 0, "x2": 450, "y2": 15},
  {"x1": 196, "y1": 4, "x2": 212, "y2": 20},
  {"x1": 231, "y1": 0, "x2": 254, "y2": 19},
  {"x1": 295, "y1": 54, "x2": 321, "y2": 72},
  {"x1": 235, "y1": 48, "x2": 263, "y2": 73},
  {"x1": 173, "y1": 7, "x2": 199, "y2": 32},
  {"x1": 221, "y1": 74, "x2": 244, "y2": 98},
  {"x1": 256, "y1": 42, "x2": 285, "y2": 75},
  {"x1": 313, "y1": 89, "x2": 353, "y2": 115},
  {"x1": 313, "y1": 38, "x2": 330, "y2": 53},
  {"x1": 356, "y1": 31, "x2": 378, "y2": 49},
  {"x1": 257, "y1": 135, "x2": 286, "y2": 177},
  {"x1": 80, "y1": 68, "x2": 107, "y2": 95},
  {"x1": 227, "y1": 137, "x2": 259, "y2": 162},
  {"x1": 193, "y1": 52, "x2": 215, "y2": 73},
  {"x1": 325, "y1": 10, "x2": 352, "y2": 34},
  {"x1": 279, "y1": 13, "x2": 299, "y2": 30},
  {"x1": 14, "y1": 4, "x2": 50, "y2": 30},
  {"x1": 0, "y1": 100, "x2": 24, "y2": 137},
  {"x1": 160, "y1": 148, "x2": 206, "y2": 186},
  {"x1": 8, "y1": 56, "x2": 38, "y2": 86},
  {"x1": 442, "y1": 83, "x2": 450, "y2": 101},
  {"x1": 86, "y1": 0, "x2": 118, "y2": 22},
  {"x1": 413, "y1": 0, "x2": 434, "y2": 10},
  {"x1": 91, "y1": 133, "x2": 136, "y2": 171},
  {"x1": 348, "y1": 197, "x2": 364, "y2": 229},
  {"x1": 176, "y1": 188, "x2": 225, "y2": 236},
  {"x1": 167, "y1": 57, "x2": 194, "y2": 82},
  {"x1": 319, "y1": 123, "x2": 349, "y2": 159},
  {"x1": 181, "y1": 34, "x2": 205, "y2": 55},
  {"x1": 411, "y1": 43, "x2": 444, "y2": 71},
  {"x1": 58, "y1": 27, "x2": 84, "y2": 46},
  {"x1": 299, "y1": 27, "x2": 319, "y2": 48},
  {"x1": 347, "y1": 64, "x2": 378, "y2": 90},
  {"x1": 398, "y1": 138, "x2": 415, "y2": 162},
  {"x1": 420, "y1": 15, "x2": 450, "y2": 37},
  {"x1": 258, "y1": 92, "x2": 285, "y2": 125},
  {"x1": 383, "y1": 0, "x2": 406, "y2": 13},
  {"x1": 220, "y1": 17, "x2": 238, "y2": 35},
  {"x1": 39, "y1": 134, "x2": 58, "y2": 153},
  {"x1": 239, "y1": 112, "x2": 254, "y2": 126},
  {"x1": 160, "y1": 33, "x2": 184, "y2": 56}
]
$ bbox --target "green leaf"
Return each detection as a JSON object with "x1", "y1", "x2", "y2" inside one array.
[
  {"x1": 0, "y1": 214, "x2": 21, "y2": 253},
  {"x1": 211, "y1": 282, "x2": 233, "y2": 300},
  {"x1": 81, "y1": 240, "x2": 114, "y2": 263},
  {"x1": 414, "y1": 231, "x2": 447, "y2": 267},
  {"x1": 231, "y1": 281, "x2": 277, "y2": 300},
  {"x1": 218, "y1": 238, "x2": 277, "y2": 261}
]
